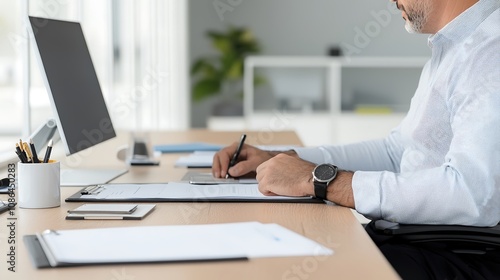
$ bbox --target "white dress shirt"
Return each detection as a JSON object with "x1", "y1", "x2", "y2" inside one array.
[{"x1": 295, "y1": 0, "x2": 500, "y2": 226}]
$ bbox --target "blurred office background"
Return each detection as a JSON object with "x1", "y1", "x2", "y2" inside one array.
[
  {"x1": 0, "y1": 0, "x2": 431, "y2": 165},
  {"x1": 0, "y1": 0, "x2": 188, "y2": 164}
]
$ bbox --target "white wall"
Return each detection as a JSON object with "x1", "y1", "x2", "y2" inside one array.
[{"x1": 189, "y1": 0, "x2": 431, "y2": 128}]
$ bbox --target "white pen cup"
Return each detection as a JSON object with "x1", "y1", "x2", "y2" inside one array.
[{"x1": 18, "y1": 160, "x2": 61, "y2": 209}]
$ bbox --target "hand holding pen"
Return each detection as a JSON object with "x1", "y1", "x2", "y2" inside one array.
[{"x1": 225, "y1": 134, "x2": 246, "y2": 179}]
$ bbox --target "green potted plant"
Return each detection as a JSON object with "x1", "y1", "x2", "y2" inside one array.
[{"x1": 191, "y1": 26, "x2": 263, "y2": 116}]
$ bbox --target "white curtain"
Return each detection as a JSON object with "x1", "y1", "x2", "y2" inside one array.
[
  {"x1": 24, "y1": 0, "x2": 189, "y2": 133},
  {"x1": 107, "y1": 0, "x2": 189, "y2": 131}
]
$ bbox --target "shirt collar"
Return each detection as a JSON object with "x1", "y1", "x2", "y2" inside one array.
[{"x1": 428, "y1": 0, "x2": 499, "y2": 48}]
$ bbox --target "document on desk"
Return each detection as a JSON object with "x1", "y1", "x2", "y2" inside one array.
[
  {"x1": 65, "y1": 183, "x2": 322, "y2": 203},
  {"x1": 154, "y1": 142, "x2": 224, "y2": 153},
  {"x1": 23, "y1": 221, "x2": 333, "y2": 268},
  {"x1": 182, "y1": 171, "x2": 258, "y2": 184},
  {"x1": 175, "y1": 151, "x2": 216, "y2": 168}
]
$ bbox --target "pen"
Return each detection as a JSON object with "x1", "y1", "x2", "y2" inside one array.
[
  {"x1": 226, "y1": 134, "x2": 246, "y2": 179},
  {"x1": 43, "y1": 140, "x2": 53, "y2": 163},
  {"x1": 30, "y1": 139, "x2": 40, "y2": 163}
]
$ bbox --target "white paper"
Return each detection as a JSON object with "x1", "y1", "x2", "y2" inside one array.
[
  {"x1": 188, "y1": 173, "x2": 258, "y2": 185},
  {"x1": 37, "y1": 222, "x2": 333, "y2": 266},
  {"x1": 83, "y1": 183, "x2": 310, "y2": 201},
  {"x1": 175, "y1": 151, "x2": 215, "y2": 167}
]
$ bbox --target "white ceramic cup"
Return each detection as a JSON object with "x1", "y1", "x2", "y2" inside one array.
[{"x1": 18, "y1": 160, "x2": 61, "y2": 208}]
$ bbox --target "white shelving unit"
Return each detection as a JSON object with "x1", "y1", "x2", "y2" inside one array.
[{"x1": 209, "y1": 56, "x2": 429, "y2": 146}]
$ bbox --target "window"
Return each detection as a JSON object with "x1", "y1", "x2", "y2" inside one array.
[
  {"x1": 0, "y1": 1, "x2": 23, "y2": 165},
  {"x1": 0, "y1": 0, "x2": 188, "y2": 167}
]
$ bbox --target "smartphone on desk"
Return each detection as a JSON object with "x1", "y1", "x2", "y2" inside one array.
[{"x1": 68, "y1": 204, "x2": 138, "y2": 214}]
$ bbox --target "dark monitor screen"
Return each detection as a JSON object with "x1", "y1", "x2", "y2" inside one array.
[{"x1": 28, "y1": 16, "x2": 116, "y2": 156}]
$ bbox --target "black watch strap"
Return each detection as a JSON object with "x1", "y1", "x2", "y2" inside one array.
[{"x1": 314, "y1": 181, "x2": 328, "y2": 200}]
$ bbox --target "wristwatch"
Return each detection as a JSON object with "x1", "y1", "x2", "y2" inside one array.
[{"x1": 312, "y1": 164, "x2": 338, "y2": 200}]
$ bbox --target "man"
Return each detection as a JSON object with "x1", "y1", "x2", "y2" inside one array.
[{"x1": 213, "y1": 0, "x2": 500, "y2": 278}]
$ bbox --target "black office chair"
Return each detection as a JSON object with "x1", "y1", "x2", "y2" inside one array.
[{"x1": 372, "y1": 219, "x2": 500, "y2": 254}]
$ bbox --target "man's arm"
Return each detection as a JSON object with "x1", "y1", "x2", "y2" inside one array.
[
  {"x1": 256, "y1": 154, "x2": 356, "y2": 208},
  {"x1": 294, "y1": 128, "x2": 404, "y2": 173}
]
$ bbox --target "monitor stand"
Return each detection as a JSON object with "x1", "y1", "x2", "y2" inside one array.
[
  {"x1": 30, "y1": 119, "x2": 59, "y2": 153},
  {"x1": 60, "y1": 168, "x2": 128, "y2": 187},
  {"x1": 30, "y1": 120, "x2": 129, "y2": 187}
]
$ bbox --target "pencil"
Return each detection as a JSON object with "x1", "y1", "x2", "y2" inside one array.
[{"x1": 23, "y1": 142, "x2": 33, "y2": 163}]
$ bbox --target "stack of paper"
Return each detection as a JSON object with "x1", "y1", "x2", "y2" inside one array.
[{"x1": 25, "y1": 222, "x2": 334, "y2": 268}]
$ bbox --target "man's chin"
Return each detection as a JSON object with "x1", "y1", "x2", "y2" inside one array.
[{"x1": 405, "y1": 22, "x2": 419, "y2": 34}]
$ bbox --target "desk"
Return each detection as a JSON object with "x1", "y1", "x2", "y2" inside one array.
[{"x1": 0, "y1": 130, "x2": 399, "y2": 279}]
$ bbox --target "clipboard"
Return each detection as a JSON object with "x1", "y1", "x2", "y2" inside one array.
[
  {"x1": 23, "y1": 222, "x2": 333, "y2": 268},
  {"x1": 65, "y1": 183, "x2": 323, "y2": 203},
  {"x1": 24, "y1": 234, "x2": 246, "y2": 268},
  {"x1": 23, "y1": 224, "x2": 250, "y2": 268}
]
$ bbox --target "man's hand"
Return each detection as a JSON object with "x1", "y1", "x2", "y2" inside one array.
[
  {"x1": 256, "y1": 153, "x2": 356, "y2": 208},
  {"x1": 212, "y1": 143, "x2": 275, "y2": 178},
  {"x1": 256, "y1": 154, "x2": 315, "y2": 197}
]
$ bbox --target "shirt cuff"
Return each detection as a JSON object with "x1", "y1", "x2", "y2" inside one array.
[{"x1": 352, "y1": 171, "x2": 383, "y2": 220}]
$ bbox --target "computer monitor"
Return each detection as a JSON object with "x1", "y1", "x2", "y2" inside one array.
[{"x1": 28, "y1": 16, "x2": 126, "y2": 186}]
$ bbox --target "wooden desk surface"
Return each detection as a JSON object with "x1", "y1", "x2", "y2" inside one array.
[{"x1": 0, "y1": 130, "x2": 399, "y2": 279}]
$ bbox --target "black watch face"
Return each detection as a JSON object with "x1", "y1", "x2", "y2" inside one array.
[{"x1": 314, "y1": 164, "x2": 336, "y2": 181}]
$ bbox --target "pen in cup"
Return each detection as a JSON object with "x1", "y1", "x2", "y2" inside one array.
[
  {"x1": 30, "y1": 139, "x2": 40, "y2": 163},
  {"x1": 43, "y1": 140, "x2": 53, "y2": 163},
  {"x1": 15, "y1": 143, "x2": 28, "y2": 163},
  {"x1": 15, "y1": 139, "x2": 53, "y2": 164},
  {"x1": 226, "y1": 134, "x2": 246, "y2": 179},
  {"x1": 23, "y1": 142, "x2": 33, "y2": 163}
]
